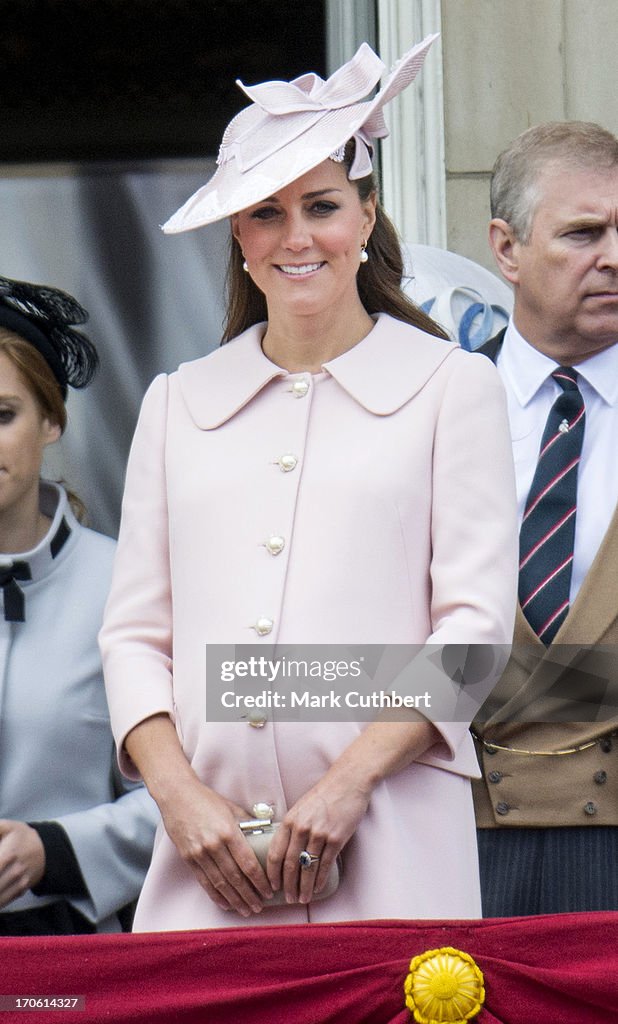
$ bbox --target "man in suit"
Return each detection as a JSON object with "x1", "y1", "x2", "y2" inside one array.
[{"x1": 473, "y1": 120, "x2": 618, "y2": 915}]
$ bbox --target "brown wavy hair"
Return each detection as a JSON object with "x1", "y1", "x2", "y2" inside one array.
[{"x1": 222, "y1": 141, "x2": 448, "y2": 343}]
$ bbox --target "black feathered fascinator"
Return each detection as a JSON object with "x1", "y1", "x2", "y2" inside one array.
[{"x1": 0, "y1": 275, "x2": 99, "y2": 399}]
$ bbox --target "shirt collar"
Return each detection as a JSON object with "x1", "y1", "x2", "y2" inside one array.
[
  {"x1": 574, "y1": 343, "x2": 618, "y2": 406},
  {"x1": 178, "y1": 313, "x2": 458, "y2": 429},
  {"x1": 500, "y1": 318, "x2": 618, "y2": 407}
]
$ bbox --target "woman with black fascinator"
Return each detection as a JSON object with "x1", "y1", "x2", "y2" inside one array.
[{"x1": 0, "y1": 275, "x2": 157, "y2": 935}]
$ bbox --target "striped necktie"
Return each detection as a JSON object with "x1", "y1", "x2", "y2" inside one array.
[{"x1": 518, "y1": 367, "x2": 586, "y2": 644}]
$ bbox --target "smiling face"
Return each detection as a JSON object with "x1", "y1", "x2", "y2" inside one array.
[
  {"x1": 491, "y1": 163, "x2": 618, "y2": 363},
  {"x1": 0, "y1": 350, "x2": 60, "y2": 529},
  {"x1": 231, "y1": 160, "x2": 376, "y2": 325}
]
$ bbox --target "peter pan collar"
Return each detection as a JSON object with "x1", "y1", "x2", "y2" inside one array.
[
  {"x1": 0, "y1": 482, "x2": 77, "y2": 622},
  {"x1": 178, "y1": 313, "x2": 458, "y2": 429}
]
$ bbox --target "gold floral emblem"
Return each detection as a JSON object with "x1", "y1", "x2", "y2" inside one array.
[{"x1": 404, "y1": 946, "x2": 485, "y2": 1023}]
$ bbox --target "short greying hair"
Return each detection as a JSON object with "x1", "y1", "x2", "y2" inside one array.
[{"x1": 490, "y1": 121, "x2": 618, "y2": 242}]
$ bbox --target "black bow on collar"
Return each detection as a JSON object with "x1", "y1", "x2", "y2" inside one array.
[
  {"x1": 0, "y1": 515, "x2": 71, "y2": 622},
  {"x1": 0, "y1": 562, "x2": 32, "y2": 622}
]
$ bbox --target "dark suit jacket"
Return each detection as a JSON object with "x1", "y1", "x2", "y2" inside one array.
[{"x1": 472, "y1": 334, "x2": 618, "y2": 828}]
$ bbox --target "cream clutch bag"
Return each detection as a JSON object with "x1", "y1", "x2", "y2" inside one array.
[{"x1": 239, "y1": 819, "x2": 341, "y2": 906}]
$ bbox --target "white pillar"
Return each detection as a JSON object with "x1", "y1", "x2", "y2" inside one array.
[{"x1": 376, "y1": 0, "x2": 446, "y2": 246}]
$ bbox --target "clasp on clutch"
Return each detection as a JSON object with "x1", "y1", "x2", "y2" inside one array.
[{"x1": 238, "y1": 818, "x2": 273, "y2": 835}]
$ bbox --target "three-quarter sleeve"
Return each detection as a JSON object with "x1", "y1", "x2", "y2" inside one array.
[
  {"x1": 415, "y1": 350, "x2": 519, "y2": 763},
  {"x1": 99, "y1": 374, "x2": 175, "y2": 778},
  {"x1": 430, "y1": 349, "x2": 518, "y2": 645}
]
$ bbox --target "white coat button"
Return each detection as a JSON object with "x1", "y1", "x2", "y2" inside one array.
[
  {"x1": 278, "y1": 454, "x2": 298, "y2": 472},
  {"x1": 253, "y1": 617, "x2": 274, "y2": 636},
  {"x1": 252, "y1": 802, "x2": 275, "y2": 819},
  {"x1": 248, "y1": 711, "x2": 267, "y2": 729},
  {"x1": 264, "y1": 535, "x2": 285, "y2": 556},
  {"x1": 291, "y1": 379, "x2": 309, "y2": 398}
]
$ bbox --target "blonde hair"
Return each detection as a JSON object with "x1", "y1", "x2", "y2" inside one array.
[{"x1": 491, "y1": 121, "x2": 618, "y2": 242}]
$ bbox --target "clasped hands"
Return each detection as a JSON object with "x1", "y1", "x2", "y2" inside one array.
[{"x1": 159, "y1": 773, "x2": 370, "y2": 917}]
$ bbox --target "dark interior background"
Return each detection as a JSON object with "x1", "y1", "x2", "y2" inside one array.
[
  {"x1": 0, "y1": 0, "x2": 328, "y2": 533},
  {"x1": 0, "y1": 0, "x2": 326, "y2": 161}
]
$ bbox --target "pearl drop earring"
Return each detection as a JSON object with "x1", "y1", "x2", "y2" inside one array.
[
  {"x1": 242, "y1": 260, "x2": 249, "y2": 272},
  {"x1": 359, "y1": 242, "x2": 369, "y2": 264}
]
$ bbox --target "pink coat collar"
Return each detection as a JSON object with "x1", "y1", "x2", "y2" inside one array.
[{"x1": 177, "y1": 312, "x2": 457, "y2": 429}]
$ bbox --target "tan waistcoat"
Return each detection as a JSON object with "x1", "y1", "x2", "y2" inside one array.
[{"x1": 473, "y1": 504, "x2": 618, "y2": 828}]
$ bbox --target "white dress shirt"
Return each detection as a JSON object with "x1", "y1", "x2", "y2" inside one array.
[{"x1": 496, "y1": 321, "x2": 618, "y2": 602}]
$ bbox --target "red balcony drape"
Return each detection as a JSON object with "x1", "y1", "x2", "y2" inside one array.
[{"x1": 1, "y1": 911, "x2": 616, "y2": 1023}]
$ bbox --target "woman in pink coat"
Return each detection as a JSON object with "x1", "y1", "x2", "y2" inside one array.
[{"x1": 100, "y1": 37, "x2": 518, "y2": 931}]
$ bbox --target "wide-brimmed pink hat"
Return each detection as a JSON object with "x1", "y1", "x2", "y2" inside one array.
[{"x1": 162, "y1": 34, "x2": 438, "y2": 233}]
